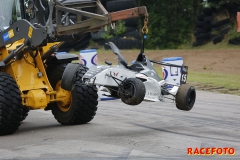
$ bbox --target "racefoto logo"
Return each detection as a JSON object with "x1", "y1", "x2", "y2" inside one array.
[{"x1": 187, "y1": 147, "x2": 236, "y2": 156}]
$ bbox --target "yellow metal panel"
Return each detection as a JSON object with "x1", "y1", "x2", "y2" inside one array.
[
  {"x1": 55, "y1": 81, "x2": 71, "y2": 112},
  {"x1": 25, "y1": 90, "x2": 47, "y2": 109},
  {"x1": 1, "y1": 41, "x2": 70, "y2": 110},
  {"x1": 28, "y1": 26, "x2": 33, "y2": 38},
  {"x1": 41, "y1": 42, "x2": 60, "y2": 54},
  {"x1": 11, "y1": 57, "x2": 49, "y2": 91},
  {"x1": 0, "y1": 46, "x2": 9, "y2": 61},
  {"x1": 8, "y1": 29, "x2": 14, "y2": 38},
  {"x1": 5, "y1": 39, "x2": 24, "y2": 51}
]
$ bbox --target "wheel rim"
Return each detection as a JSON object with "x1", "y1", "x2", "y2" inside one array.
[
  {"x1": 122, "y1": 82, "x2": 135, "y2": 100},
  {"x1": 55, "y1": 80, "x2": 72, "y2": 112}
]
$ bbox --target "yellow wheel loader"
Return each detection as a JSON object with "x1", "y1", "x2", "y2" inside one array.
[{"x1": 0, "y1": 0, "x2": 148, "y2": 135}]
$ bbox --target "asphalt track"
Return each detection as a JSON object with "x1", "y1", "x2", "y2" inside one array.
[{"x1": 0, "y1": 90, "x2": 239, "y2": 160}]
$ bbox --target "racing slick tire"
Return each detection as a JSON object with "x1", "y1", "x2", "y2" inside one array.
[
  {"x1": 175, "y1": 84, "x2": 196, "y2": 111},
  {"x1": 119, "y1": 78, "x2": 146, "y2": 105},
  {"x1": 61, "y1": 63, "x2": 88, "y2": 91},
  {"x1": 47, "y1": 64, "x2": 98, "y2": 125},
  {"x1": 0, "y1": 72, "x2": 23, "y2": 135}
]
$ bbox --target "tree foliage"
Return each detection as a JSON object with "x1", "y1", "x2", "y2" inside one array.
[
  {"x1": 138, "y1": 0, "x2": 203, "y2": 49},
  {"x1": 208, "y1": 0, "x2": 240, "y2": 7}
]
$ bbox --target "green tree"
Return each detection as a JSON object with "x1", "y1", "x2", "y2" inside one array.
[
  {"x1": 208, "y1": 0, "x2": 240, "y2": 7},
  {"x1": 138, "y1": 0, "x2": 203, "y2": 49}
]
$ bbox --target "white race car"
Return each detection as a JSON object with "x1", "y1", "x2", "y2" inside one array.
[{"x1": 62, "y1": 42, "x2": 196, "y2": 111}]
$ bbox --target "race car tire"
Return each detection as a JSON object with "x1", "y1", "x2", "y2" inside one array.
[
  {"x1": 47, "y1": 64, "x2": 98, "y2": 125},
  {"x1": 119, "y1": 78, "x2": 146, "y2": 105},
  {"x1": 0, "y1": 72, "x2": 23, "y2": 135},
  {"x1": 176, "y1": 84, "x2": 196, "y2": 111},
  {"x1": 61, "y1": 63, "x2": 88, "y2": 91}
]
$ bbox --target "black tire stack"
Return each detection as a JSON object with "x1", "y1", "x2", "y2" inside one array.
[
  {"x1": 193, "y1": 2, "x2": 240, "y2": 46},
  {"x1": 58, "y1": 33, "x2": 91, "y2": 52},
  {"x1": 91, "y1": 0, "x2": 142, "y2": 49},
  {"x1": 228, "y1": 37, "x2": 240, "y2": 45},
  {"x1": 211, "y1": 3, "x2": 236, "y2": 45},
  {"x1": 193, "y1": 7, "x2": 216, "y2": 46},
  {"x1": 211, "y1": 18, "x2": 231, "y2": 44}
]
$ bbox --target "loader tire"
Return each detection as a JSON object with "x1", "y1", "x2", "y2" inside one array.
[
  {"x1": 119, "y1": 78, "x2": 145, "y2": 105},
  {"x1": 47, "y1": 64, "x2": 98, "y2": 125},
  {"x1": 0, "y1": 72, "x2": 23, "y2": 135},
  {"x1": 61, "y1": 63, "x2": 88, "y2": 91},
  {"x1": 20, "y1": 106, "x2": 30, "y2": 121},
  {"x1": 175, "y1": 84, "x2": 196, "y2": 111}
]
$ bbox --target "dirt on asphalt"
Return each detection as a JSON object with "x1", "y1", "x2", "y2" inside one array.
[{"x1": 97, "y1": 49, "x2": 240, "y2": 95}]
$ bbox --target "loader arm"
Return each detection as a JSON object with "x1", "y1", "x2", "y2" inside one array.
[
  {"x1": 0, "y1": 19, "x2": 47, "y2": 48},
  {"x1": 51, "y1": 0, "x2": 148, "y2": 37},
  {"x1": 0, "y1": 0, "x2": 148, "y2": 44},
  {"x1": 0, "y1": 0, "x2": 148, "y2": 67}
]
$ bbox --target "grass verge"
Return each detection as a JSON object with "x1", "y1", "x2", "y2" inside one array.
[
  {"x1": 187, "y1": 71, "x2": 240, "y2": 96},
  {"x1": 187, "y1": 71, "x2": 240, "y2": 89}
]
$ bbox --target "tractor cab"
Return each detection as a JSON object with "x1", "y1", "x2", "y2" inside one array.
[{"x1": 0, "y1": 0, "x2": 22, "y2": 31}]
